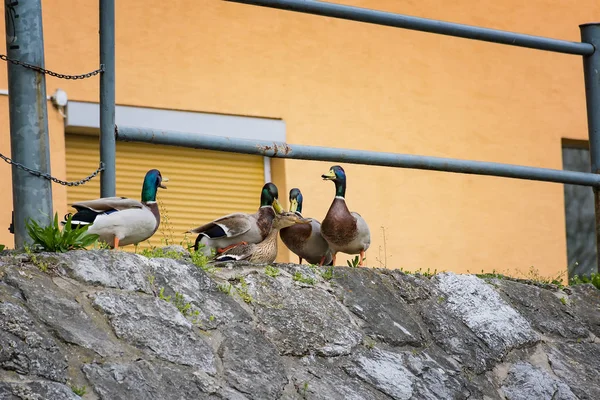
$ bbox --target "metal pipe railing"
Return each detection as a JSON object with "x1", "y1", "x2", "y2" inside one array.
[
  {"x1": 225, "y1": 0, "x2": 595, "y2": 56},
  {"x1": 99, "y1": 0, "x2": 116, "y2": 197},
  {"x1": 116, "y1": 126, "x2": 600, "y2": 187}
]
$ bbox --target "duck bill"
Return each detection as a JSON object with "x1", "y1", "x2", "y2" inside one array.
[
  {"x1": 290, "y1": 198, "x2": 299, "y2": 213},
  {"x1": 321, "y1": 169, "x2": 336, "y2": 180},
  {"x1": 160, "y1": 177, "x2": 169, "y2": 189},
  {"x1": 295, "y1": 217, "x2": 311, "y2": 224},
  {"x1": 272, "y1": 199, "x2": 284, "y2": 214}
]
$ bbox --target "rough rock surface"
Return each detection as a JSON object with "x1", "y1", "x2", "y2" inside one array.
[{"x1": 0, "y1": 251, "x2": 599, "y2": 400}]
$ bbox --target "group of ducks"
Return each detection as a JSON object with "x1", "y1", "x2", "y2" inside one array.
[{"x1": 65, "y1": 166, "x2": 371, "y2": 267}]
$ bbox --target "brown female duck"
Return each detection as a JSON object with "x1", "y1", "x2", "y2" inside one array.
[
  {"x1": 214, "y1": 211, "x2": 309, "y2": 264},
  {"x1": 187, "y1": 182, "x2": 284, "y2": 255}
]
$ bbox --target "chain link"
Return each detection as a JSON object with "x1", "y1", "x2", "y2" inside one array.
[
  {"x1": 0, "y1": 54, "x2": 104, "y2": 80},
  {"x1": 0, "y1": 152, "x2": 104, "y2": 186}
]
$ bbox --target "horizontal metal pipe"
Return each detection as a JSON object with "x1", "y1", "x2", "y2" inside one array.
[
  {"x1": 116, "y1": 126, "x2": 600, "y2": 187},
  {"x1": 225, "y1": 0, "x2": 595, "y2": 56}
]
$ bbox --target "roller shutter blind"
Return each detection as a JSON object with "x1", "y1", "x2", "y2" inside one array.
[{"x1": 65, "y1": 133, "x2": 265, "y2": 250}]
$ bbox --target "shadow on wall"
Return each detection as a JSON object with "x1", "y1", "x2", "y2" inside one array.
[{"x1": 562, "y1": 144, "x2": 597, "y2": 278}]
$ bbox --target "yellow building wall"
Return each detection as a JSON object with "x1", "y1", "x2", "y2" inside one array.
[
  {"x1": 0, "y1": 97, "x2": 67, "y2": 247},
  {"x1": 1, "y1": 0, "x2": 599, "y2": 277}
]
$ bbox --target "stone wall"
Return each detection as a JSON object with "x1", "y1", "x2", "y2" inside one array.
[{"x1": 0, "y1": 250, "x2": 599, "y2": 399}]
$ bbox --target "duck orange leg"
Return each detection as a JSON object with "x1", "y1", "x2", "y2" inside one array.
[
  {"x1": 358, "y1": 250, "x2": 366, "y2": 267},
  {"x1": 114, "y1": 237, "x2": 120, "y2": 250},
  {"x1": 217, "y1": 242, "x2": 248, "y2": 253}
]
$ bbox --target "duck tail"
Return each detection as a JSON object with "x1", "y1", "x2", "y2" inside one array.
[
  {"x1": 194, "y1": 233, "x2": 208, "y2": 252},
  {"x1": 63, "y1": 209, "x2": 98, "y2": 229},
  {"x1": 60, "y1": 213, "x2": 73, "y2": 226}
]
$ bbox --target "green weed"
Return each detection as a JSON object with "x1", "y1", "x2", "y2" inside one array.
[
  {"x1": 141, "y1": 247, "x2": 183, "y2": 260},
  {"x1": 26, "y1": 213, "x2": 98, "y2": 252},
  {"x1": 158, "y1": 287, "x2": 171, "y2": 302},
  {"x1": 139, "y1": 238, "x2": 212, "y2": 274},
  {"x1": 363, "y1": 336, "x2": 376, "y2": 349},
  {"x1": 158, "y1": 198, "x2": 175, "y2": 246},
  {"x1": 236, "y1": 277, "x2": 253, "y2": 303},
  {"x1": 560, "y1": 297, "x2": 567, "y2": 305},
  {"x1": 217, "y1": 283, "x2": 233, "y2": 295},
  {"x1": 190, "y1": 248, "x2": 213, "y2": 273},
  {"x1": 320, "y1": 266, "x2": 335, "y2": 281},
  {"x1": 265, "y1": 265, "x2": 280, "y2": 278},
  {"x1": 570, "y1": 273, "x2": 600, "y2": 290},
  {"x1": 70, "y1": 385, "x2": 86, "y2": 396},
  {"x1": 24, "y1": 246, "x2": 49, "y2": 272},
  {"x1": 172, "y1": 292, "x2": 200, "y2": 319},
  {"x1": 157, "y1": 287, "x2": 200, "y2": 321},
  {"x1": 293, "y1": 271, "x2": 315, "y2": 285},
  {"x1": 347, "y1": 256, "x2": 360, "y2": 268}
]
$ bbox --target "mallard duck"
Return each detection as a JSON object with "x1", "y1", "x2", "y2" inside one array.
[
  {"x1": 320, "y1": 165, "x2": 371, "y2": 266},
  {"x1": 187, "y1": 182, "x2": 284, "y2": 255},
  {"x1": 64, "y1": 169, "x2": 167, "y2": 249},
  {"x1": 214, "y1": 211, "x2": 309, "y2": 263},
  {"x1": 280, "y1": 188, "x2": 332, "y2": 266}
]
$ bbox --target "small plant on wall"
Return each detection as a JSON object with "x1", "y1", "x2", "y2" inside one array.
[{"x1": 26, "y1": 213, "x2": 99, "y2": 252}]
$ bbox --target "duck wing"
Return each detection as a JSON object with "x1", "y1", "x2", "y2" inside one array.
[
  {"x1": 72, "y1": 197, "x2": 144, "y2": 212},
  {"x1": 186, "y1": 212, "x2": 256, "y2": 240}
]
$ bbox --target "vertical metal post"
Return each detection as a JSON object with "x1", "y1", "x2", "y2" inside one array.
[
  {"x1": 580, "y1": 23, "x2": 600, "y2": 273},
  {"x1": 4, "y1": 0, "x2": 53, "y2": 249},
  {"x1": 100, "y1": 0, "x2": 116, "y2": 197}
]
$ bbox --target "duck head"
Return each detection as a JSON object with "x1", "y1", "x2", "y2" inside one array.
[
  {"x1": 289, "y1": 188, "x2": 304, "y2": 214},
  {"x1": 260, "y1": 182, "x2": 284, "y2": 213},
  {"x1": 272, "y1": 211, "x2": 310, "y2": 229},
  {"x1": 141, "y1": 169, "x2": 168, "y2": 202},
  {"x1": 321, "y1": 165, "x2": 346, "y2": 198}
]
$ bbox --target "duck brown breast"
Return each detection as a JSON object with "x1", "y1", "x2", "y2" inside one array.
[
  {"x1": 321, "y1": 205, "x2": 358, "y2": 245},
  {"x1": 280, "y1": 223, "x2": 312, "y2": 249},
  {"x1": 256, "y1": 207, "x2": 276, "y2": 239}
]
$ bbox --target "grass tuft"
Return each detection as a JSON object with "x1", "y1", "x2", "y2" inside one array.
[
  {"x1": 265, "y1": 265, "x2": 280, "y2": 278},
  {"x1": 26, "y1": 213, "x2": 98, "y2": 252},
  {"x1": 293, "y1": 271, "x2": 315, "y2": 285}
]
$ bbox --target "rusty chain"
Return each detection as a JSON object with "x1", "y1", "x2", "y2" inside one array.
[
  {"x1": 0, "y1": 152, "x2": 104, "y2": 186},
  {"x1": 0, "y1": 54, "x2": 104, "y2": 80},
  {"x1": 0, "y1": 51, "x2": 104, "y2": 185}
]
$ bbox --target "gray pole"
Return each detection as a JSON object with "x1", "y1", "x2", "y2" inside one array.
[
  {"x1": 4, "y1": 0, "x2": 53, "y2": 249},
  {"x1": 580, "y1": 23, "x2": 600, "y2": 273},
  {"x1": 100, "y1": 0, "x2": 116, "y2": 197}
]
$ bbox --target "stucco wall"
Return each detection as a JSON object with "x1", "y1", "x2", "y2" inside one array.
[
  {"x1": 1, "y1": 0, "x2": 599, "y2": 276},
  {"x1": 0, "y1": 97, "x2": 67, "y2": 246}
]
